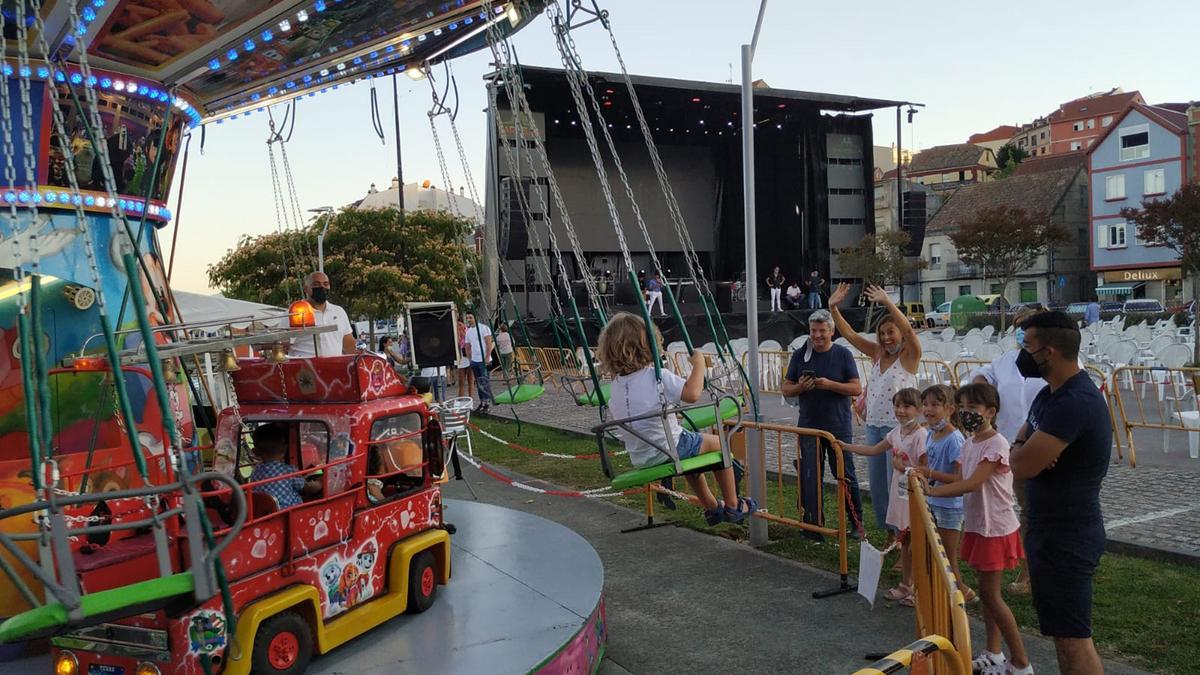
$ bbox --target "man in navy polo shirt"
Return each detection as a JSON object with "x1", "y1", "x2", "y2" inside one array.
[{"x1": 1010, "y1": 311, "x2": 1109, "y2": 674}]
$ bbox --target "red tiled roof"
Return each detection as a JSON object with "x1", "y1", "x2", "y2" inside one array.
[
  {"x1": 1049, "y1": 90, "x2": 1143, "y2": 122},
  {"x1": 1011, "y1": 151, "x2": 1087, "y2": 176},
  {"x1": 968, "y1": 125, "x2": 1019, "y2": 144},
  {"x1": 908, "y1": 143, "x2": 991, "y2": 174},
  {"x1": 926, "y1": 164, "x2": 1083, "y2": 234}
]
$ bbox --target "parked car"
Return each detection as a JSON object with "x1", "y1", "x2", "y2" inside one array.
[
  {"x1": 1100, "y1": 300, "x2": 1123, "y2": 313},
  {"x1": 926, "y1": 302, "x2": 952, "y2": 327},
  {"x1": 1008, "y1": 301, "x2": 1047, "y2": 315},
  {"x1": 1123, "y1": 298, "x2": 1165, "y2": 314},
  {"x1": 897, "y1": 302, "x2": 926, "y2": 328},
  {"x1": 1066, "y1": 302, "x2": 1090, "y2": 317}
]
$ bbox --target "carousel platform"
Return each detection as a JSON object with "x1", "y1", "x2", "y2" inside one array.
[{"x1": 3, "y1": 499, "x2": 606, "y2": 675}]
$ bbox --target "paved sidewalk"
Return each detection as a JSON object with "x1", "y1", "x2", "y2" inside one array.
[
  {"x1": 438, "y1": 455, "x2": 1148, "y2": 673},
  {"x1": 480, "y1": 386, "x2": 1200, "y2": 563}
]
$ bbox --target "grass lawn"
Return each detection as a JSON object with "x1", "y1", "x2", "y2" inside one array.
[{"x1": 468, "y1": 416, "x2": 1200, "y2": 674}]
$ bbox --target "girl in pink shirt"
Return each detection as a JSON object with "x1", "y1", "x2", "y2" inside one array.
[
  {"x1": 924, "y1": 383, "x2": 1031, "y2": 675},
  {"x1": 844, "y1": 388, "x2": 924, "y2": 607}
]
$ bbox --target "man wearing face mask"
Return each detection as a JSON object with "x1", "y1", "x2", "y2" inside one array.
[
  {"x1": 286, "y1": 272, "x2": 355, "y2": 358},
  {"x1": 1010, "y1": 311, "x2": 1110, "y2": 675},
  {"x1": 782, "y1": 309, "x2": 864, "y2": 534}
]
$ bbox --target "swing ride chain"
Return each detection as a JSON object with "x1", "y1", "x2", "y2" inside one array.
[
  {"x1": 264, "y1": 122, "x2": 303, "y2": 300},
  {"x1": 481, "y1": 5, "x2": 604, "y2": 312},
  {"x1": 276, "y1": 135, "x2": 319, "y2": 267},
  {"x1": 424, "y1": 91, "x2": 486, "y2": 303}
]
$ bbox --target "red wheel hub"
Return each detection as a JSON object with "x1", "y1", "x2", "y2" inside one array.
[
  {"x1": 268, "y1": 630, "x2": 300, "y2": 670},
  {"x1": 421, "y1": 566, "x2": 436, "y2": 597}
]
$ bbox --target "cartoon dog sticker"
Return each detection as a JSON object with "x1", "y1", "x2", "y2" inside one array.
[{"x1": 321, "y1": 561, "x2": 344, "y2": 606}]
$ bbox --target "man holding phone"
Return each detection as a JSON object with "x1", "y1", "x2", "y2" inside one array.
[{"x1": 782, "y1": 309, "x2": 864, "y2": 533}]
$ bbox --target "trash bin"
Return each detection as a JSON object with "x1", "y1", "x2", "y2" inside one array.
[{"x1": 1177, "y1": 410, "x2": 1200, "y2": 459}]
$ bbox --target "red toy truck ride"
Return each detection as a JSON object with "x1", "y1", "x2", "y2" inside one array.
[{"x1": 49, "y1": 353, "x2": 451, "y2": 675}]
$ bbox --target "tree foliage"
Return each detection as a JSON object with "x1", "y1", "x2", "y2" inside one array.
[
  {"x1": 1121, "y1": 183, "x2": 1200, "y2": 362},
  {"x1": 996, "y1": 143, "x2": 1029, "y2": 179},
  {"x1": 837, "y1": 230, "x2": 926, "y2": 286},
  {"x1": 207, "y1": 208, "x2": 478, "y2": 320},
  {"x1": 950, "y1": 205, "x2": 1069, "y2": 327}
]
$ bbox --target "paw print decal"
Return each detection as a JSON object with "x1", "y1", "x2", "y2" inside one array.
[
  {"x1": 250, "y1": 527, "x2": 279, "y2": 559},
  {"x1": 310, "y1": 508, "x2": 333, "y2": 540}
]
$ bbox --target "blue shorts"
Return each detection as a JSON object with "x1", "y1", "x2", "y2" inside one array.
[
  {"x1": 675, "y1": 430, "x2": 703, "y2": 459},
  {"x1": 930, "y1": 505, "x2": 964, "y2": 531},
  {"x1": 1026, "y1": 520, "x2": 1105, "y2": 638}
]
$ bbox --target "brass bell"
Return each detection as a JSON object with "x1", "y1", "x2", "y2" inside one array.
[
  {"x1": 218, "y1": 349, "x2": 240, "y2": 372},
  {"x1": 266, "y1": 342, "x2": 288, "y2": 365}
]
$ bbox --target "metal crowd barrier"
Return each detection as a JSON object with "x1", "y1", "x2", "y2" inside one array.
[
  {"x1": 1111, "y1": 365, "x2": 1200, "y2": 467},
  {"x1": 950, "y1": 359, "x2": 988, "y2": 387},
  {"x1": 853, "y1": 635, "x2": 964, "y2": 675},
  {"x1": 1084, "y1": 364, "x2": 1125, "y2": 462},
  {"x1": 905, "y1": 474, "x2": 971, "y2": 675},
  {"x1": 740, "y1": 349, "x2": 791, "y2": 395}
]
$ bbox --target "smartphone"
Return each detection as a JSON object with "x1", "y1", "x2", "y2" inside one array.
[{"x1": 800, "y1": 370, "x2": 816, "y2": 380}]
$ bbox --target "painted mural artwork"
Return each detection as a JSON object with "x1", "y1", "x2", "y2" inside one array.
[
  {"x1": 185, "y1": 609, "x2": 227, "y2": 656},
  {"x1": 535, "y1": 601, "x2": 608, "y2": 675},
  {"x1": 319, "y1": 540, "x2": 378, "y2": 615},
  {"x1": 90, "y1": 0, "x2": 277, "y2": 69}
]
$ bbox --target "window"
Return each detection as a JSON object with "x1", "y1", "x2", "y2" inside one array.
[
  {"x1": 1144, "y1": 168, "x2": 1166, "y2": 196},
  {"x1": 930, "y1": 243, "x2": 942, "y2": 265},
  {"x1": 1086, "y1": 119, "x2": 1095, "y2": 129},
  {"x1": 1019, "y1": 282, "x2": 1038, "y2": 302},
  {"x1": 1040, "y1": 131, "x2": 1047, "y2": 140},
  {"x1": 1102, "y1": 115, "x2": 1114, "y2": 127},
  {"x1": 1105, "y1": 174, "x2": 1126, "y2": 200},
  {"x1": 958, "y1": 170, "x2": 966, "y2": 182},
  {"x1": 958, "y1": 285, "x2": 971, "y2": 298},
  {"x1": 1018, "y1": 138, "x2": 1026, "y2": 147},
  {"x1": 1119, "y1": 124, "x2": 1150, "y2": 161},
  {"x1": 931, "y1": 287, "x2": 946, "y2": 307},
  {"x1": 1073, "y1": 121, "x2": 1084, "y2": 132},
  {"x1": 990, "y1": 283, "x2": 1003, "y2": 295},
  {"x1": 1070, "y1": 141, "x2": 1083, "y2": 151},
  {"x1": 1077, "y1": 228, "x2": 1088, "y2": 255},
  {"x1": 1099, "y1": 221, "x2": 1126, "y2": 248}
]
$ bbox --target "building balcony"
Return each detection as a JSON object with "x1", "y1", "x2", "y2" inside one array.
[{"x1": 947, "y1": 262, "x2": 976, "y2": 279}]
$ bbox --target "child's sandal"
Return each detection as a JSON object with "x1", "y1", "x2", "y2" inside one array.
[
  {"x1": 898, "y1": 593, "x2": 915, "y2": 607},
  {"x1": 722, "y1": 497, "x2": 758, "y2": 524},
  {"x1": 703, "y1": 504, "x2": 724, "y2": 526},
  {"x1": 883, "y1": 583, "x2": 912, "y2": 601}
]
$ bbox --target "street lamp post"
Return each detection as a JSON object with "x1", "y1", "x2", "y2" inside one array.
[{"x1": 309, "y1": 206, "x2": 335, "y2": 273}]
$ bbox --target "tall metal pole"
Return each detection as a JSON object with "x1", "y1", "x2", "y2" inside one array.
[
  {"x1": 895, "y1": 106, "x2": 903, "y2": 302},
  {"x1": 392, "y1": 73, "x2": 406, "y2": 212},
  {"x1": 741, "y1": 0, "x2": 769, "y2": 547}
]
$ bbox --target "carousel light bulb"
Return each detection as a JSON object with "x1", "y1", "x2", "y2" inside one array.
[
  {"x1": 315, "y1": 0, "x2": 327, "y2": 11},
  {"x1": 261, "y1": 29, "x2": 274, "y2": 42},
  {"x1": 69, "y1": 72, "x2": 82, "y2": 84},
  {"x1": 226, "y1": 49, "x2": 238, "y2": 61},
  {"x1": 279, "y1": 19, "x2": 291, "y2": 32},
  {"x1": 37, "y1": 66, "x2": 49, "y2": 78},
  {"x1": 296, "y1": 10, "x2": 309, "y2": 22},
  {"x1": 244, "y1": 39, "x2": 255, "y2": 52}
]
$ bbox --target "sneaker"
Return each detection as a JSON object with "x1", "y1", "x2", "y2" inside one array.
[
  {"x1": 972, "y1": 651, "x2": 1007, "y2": 674},
  {"x1": 1007, "y1": 663, "x2": 1033, "y2": 675}
]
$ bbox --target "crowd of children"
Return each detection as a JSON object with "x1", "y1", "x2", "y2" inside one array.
[{"x1": 842, "y1": 381, "x2": 1033, "y2": 675}]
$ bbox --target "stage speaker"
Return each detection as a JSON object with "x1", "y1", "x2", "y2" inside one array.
[
  {"x1": 499, "y1": 177, "x2": 530, "y2": 260},
  {"x1": 405, "y1": 302, "x2": 460, "y2": 369},
  {"x1": 714, "y1": 283, "x2": 733, "y2": 313}
]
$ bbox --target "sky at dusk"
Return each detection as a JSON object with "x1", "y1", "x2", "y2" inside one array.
[{"x1": 165, "y1": 0, "x2": 1198, "y2": 295}]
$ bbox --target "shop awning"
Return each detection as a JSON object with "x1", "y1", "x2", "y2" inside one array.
[{"x1": 1096, "y1": 283, "x2": 1145, "y2": 295}]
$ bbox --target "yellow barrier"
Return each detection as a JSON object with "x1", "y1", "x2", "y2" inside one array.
[
  {"x1": 1084, "y1": 364, "x2": 1125, "y2": 462},
  {"x1": 906, "y1": 474, "x2": 971, "y2": 675},
  {"x1": 853, "y1": 635, "x2": 963, "y2": 675},
  {"x1": 536, "y1": 346, "x2": 582, "y2": 375},
  {"x1": 916, "y1": 359, "x2": 957, "y2": 389},
  {"x1": 1111, "y1": 364, "x2": 1200, "y2": 468},
  {"x1": 639, "y1": 420, "x2": 854, "y2": 596},
  {"x1": 950, "y1": 359, "x2": 989, "y2": 387}
]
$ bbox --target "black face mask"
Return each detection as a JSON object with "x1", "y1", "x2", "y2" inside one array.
[
  {"x1": 309, "y1": 287, "x2": 329, "y2": 304},
  {"x1": 1016, "y1": 347, "x2": 1047, "y2": 379}
]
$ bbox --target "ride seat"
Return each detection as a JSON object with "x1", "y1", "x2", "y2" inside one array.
[
  {"x1": 74, "y1": 534, "x2": 158, "y2": 574},
  {"x1": 250, "y1": 491, "x2": 279, "y2": 519}
]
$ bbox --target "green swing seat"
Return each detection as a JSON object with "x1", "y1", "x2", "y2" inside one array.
[
  {"x1": 492, "y1": 383, "x2": 546, "y2": 405},
  {"x1": 678, "y1": 396, "x2": 742, "y2": 432},
  {"x1": 575, "y1": 382, "x2": 611, "y2": 407},
  {"x1": 610, "y1": 451, "x2": 725, "y2": 490},
  {"x1": 0, "y1": 571, "x2": 196, "y2": 643}
]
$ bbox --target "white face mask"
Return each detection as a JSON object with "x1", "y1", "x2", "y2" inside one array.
[{"x1": 885, "y1": 342, "x2": 903, "y2": 355}]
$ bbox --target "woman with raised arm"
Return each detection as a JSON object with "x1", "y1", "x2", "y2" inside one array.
[{"x1": 827, "y1": 283, "x2": 923, "y2": 539}]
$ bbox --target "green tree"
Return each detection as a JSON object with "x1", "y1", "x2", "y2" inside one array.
[
  {"x1": 950, "y1": 205, "x2": 1069, "y2": 329},
  {"x1": 208, "y1": 208, "x2": 479, "y2": 322},
  {"x1": 995, "y1": 143, "x2": 1029, "y2": 179},
  {"x1": 1121, "y1": 183, "x2": 1200, "y2": 363},
  {"x1": 837, "y1": 230, "x2": 926, "y2": 329}
]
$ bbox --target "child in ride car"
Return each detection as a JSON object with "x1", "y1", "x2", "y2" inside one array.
[
  {"x1": 248, "y1": 422, "x2": 321, "y2": 509},
  {"x1": 597, "y1": 312, "x2": 754, "y2": 525}
]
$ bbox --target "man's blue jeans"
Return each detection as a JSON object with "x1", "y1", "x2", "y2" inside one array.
[
  {"x1": 865, "y1": 423, "x2": 895, "y2": 532},
  {"x1": 799, "y1": 427, "x2": 863, "y2": 530},
  {"x1": 808, "y1": 292, "x2": 821, "y2": 309},
  {"x1": 470, "y1": 360, "x2": 493, "y2": 404}
]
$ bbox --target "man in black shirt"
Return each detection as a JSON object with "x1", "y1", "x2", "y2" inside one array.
[{"x1": 1011, "y1": 311, "x2": 1108, "y2": 675}]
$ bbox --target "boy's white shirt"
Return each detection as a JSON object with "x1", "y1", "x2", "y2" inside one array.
[{"x1": 610, "y1": 366, "x2": 686, "y2": 468}]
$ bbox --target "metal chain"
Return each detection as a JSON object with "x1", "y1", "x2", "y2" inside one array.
[
  {"x1": 14, "y1": 2, "x2": 43, "y2": 280},
  {"x1": 549, "y1": 3, "x2": 669, "y2": 288},
  {"x1": 276, "y1": 138, "x2": 318, "y2": 268},
  {"x1": 481, "y1": 5, "x2": 604, "y2": 314},
  {"x1": 598, "y1": 12, "x2": 711, "y2": 297},
  {"x1": 264, "y1": 130, "x2": 302, "y2": 299},
  {"x1": 426, "y1": 106, "x2": 487, "y2": 307},
  {"x1": 0, "y1": 8, "x2": 27, "y2": 303}
]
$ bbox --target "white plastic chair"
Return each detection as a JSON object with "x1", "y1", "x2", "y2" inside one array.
[
  {"x1": 940, "y1": 327, "x2": 957, "y2": 342},
  {"x1": 759, "y1": 339, "x2": 783, "y2": 352},
  {"x1": 975, "y1": 343, "x2": 1002, "y2": 361},
  {"x1": 980, "y1": 325, "x2": 995, "y2": 342},
  {"x1": 439, "y1": 396, "x2": 475, "y2": 456},
  {"x1": 961, "y1": 333, "x2": 984, "y2": 357}
]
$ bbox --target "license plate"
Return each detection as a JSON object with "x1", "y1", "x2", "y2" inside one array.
[{"x1": 88, "y1": 665, "x2": 125, "y2": 675}]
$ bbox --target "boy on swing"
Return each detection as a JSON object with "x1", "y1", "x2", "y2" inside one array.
[{"x1": 598, "y1": 312, "x2": 755, "y2": 525}]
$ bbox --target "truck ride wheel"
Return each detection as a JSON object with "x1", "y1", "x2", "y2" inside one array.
[
  {"x1": 407, "y1": 550, "x2": 438, "y2": 613},
  {"x1": 252, "y1": 611, "x2": 313, "y2": 674}
]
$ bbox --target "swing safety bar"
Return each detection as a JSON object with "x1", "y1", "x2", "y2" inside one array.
[
  {"x1": 0, "y1": 470, "x2": 246, "y2": 628},
  {"x1": 592, "y1": 394, "x2": 743, "y2": 481}
]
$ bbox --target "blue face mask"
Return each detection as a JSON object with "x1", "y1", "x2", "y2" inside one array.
[{"x1": 1015, "y1": 327, "x2": 1025, "y2": 347}]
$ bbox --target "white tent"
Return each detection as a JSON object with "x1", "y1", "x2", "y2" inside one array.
[{"x1": 171, "y1": 290, "x2": 284, "y2": 329}]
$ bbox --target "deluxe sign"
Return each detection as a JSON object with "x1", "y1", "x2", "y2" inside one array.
[{"x1": 1102, "y1": 268, "x2": 1182, "y2": 282}]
